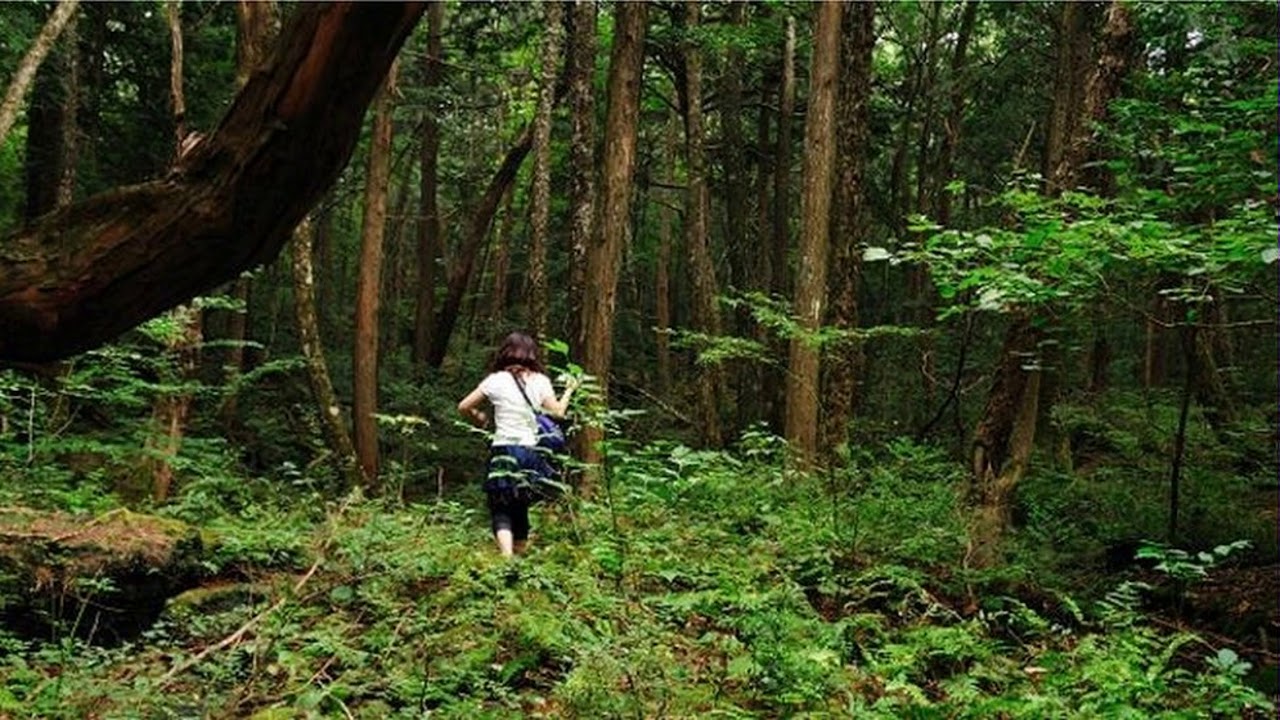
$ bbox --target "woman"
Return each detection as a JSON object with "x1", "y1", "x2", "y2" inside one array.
[{"x1": 457, "y1": 332, "x2": 577, "y2": 557}]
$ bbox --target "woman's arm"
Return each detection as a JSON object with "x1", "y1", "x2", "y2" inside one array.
[
  {"x1": 457, "y1": 386, "x2": 488, "y2": 427},
  {"x1": 540, "y1": 376, "x2": 579, "y2": 418}
]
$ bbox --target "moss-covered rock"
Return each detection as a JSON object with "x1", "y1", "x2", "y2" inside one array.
[{"x1": 0, "y1": 506, "x2": 204, "y2": 643}]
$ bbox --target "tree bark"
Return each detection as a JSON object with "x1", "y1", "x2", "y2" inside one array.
[
  {"x1": 166, "y1": 0, "x2": 186, "y2": 147},
  {"x1": 291, "y1": 217, "x2": 361, "y2": 488},
  {"x1": 1043, "y1": 2, "x2": 1095, "y2": 196},
  {"x1": 822, "y1": 1, "x2": 874, "y2": 455},
  {"x1": 146, "y1": 0, "x2": 198, "y2": 504},
  {"x1": 527, "y1": 1, "x2": 564, "y2": 343},
  {"x1": 683, "y1": 0, "x2": 723, "y2": 447},
  {"x1": 764, "y1": 15, "x2": 797, "y2": 430},
  {"x1": 1068, "y1": 1, "x2": 1136, "y2": 196},
  {"x1": 566, "y1": 0, "x2": 597, "y2": 352},
  {"x1": 412, "y1": 1, "x2": 446, "y2": 367},
  {"x1": 783, "y1": 0, "x2": 843, "y2": 465},
  {"x1": 0, "y1": 2, "x2": 427, "y2": 363},
  {"x1": 55, "y1": 9, "x2": 79, "y2": 208},
  {"x1": 0, "y1": 0, "x2": 79, "y2": 150},
  {"x1": 968, "y1": 316, "x2": 1042, "y2": 567},
  {"x1": 488, "y1": 184, "x2": 516, "y2": 328},
  {"x1": 352, "y1": 61, "x2": 398, "y2": 487},
  {"x1": 655, "y1": 114, "x2": 677, "y2": 396},
  {"x1": 24, "y1": 38, "x2": 69, "y2": 222},
  {"x1": 770, "y1": 16, "x2": 797, "y2": 299},
  {"x1": 934, "y1": 0, "x2": 978, "y2": 229},
  {"x1": 219, "y1": 0, "x2": 280, "y2": 427},
  {"x1": 427, "y1": 128, "x2": 533, "y2": 367},
  {"x1": 579, "y1": 1, "x2": 648, "y2": 471}
]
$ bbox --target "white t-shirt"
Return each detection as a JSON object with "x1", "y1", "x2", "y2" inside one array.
[{"x1": 479, "y1": 370, "x2": 554, "y2": 447}]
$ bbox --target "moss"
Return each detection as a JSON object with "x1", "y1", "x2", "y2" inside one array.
[{"x1": 0, "y1": 506, "x2": 204, "y2": 643}]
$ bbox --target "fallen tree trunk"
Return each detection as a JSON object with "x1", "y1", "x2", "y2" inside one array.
[
  {"x1": 0, "y1": 2, "x2": 425, "y2": 363},
  {"x1": 0, "y1": 506, "x2": 204, "y2": 644}
]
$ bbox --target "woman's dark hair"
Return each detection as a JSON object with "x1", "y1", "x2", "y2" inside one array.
[{"x1": 491, "y1": 332, "x2": 543, "y2": 373}]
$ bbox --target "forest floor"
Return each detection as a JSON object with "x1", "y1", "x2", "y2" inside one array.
[{"x1": 1, "y1": 433, "x2": 1276, "y2": 719}]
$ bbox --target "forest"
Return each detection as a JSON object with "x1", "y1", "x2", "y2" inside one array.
[{"x1": 0, "y1": 0, "x2": 1276, "y2": 717}]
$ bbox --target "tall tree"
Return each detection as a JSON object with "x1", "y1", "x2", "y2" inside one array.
[
  {"x1": 934, "y1": 0, "x2": 979, "y2": 228},
  {"x1": 764, "y1": 15, "x2": 797, "y2": 430},
  {"x1": 683, "y1": 0, "x2": 723, "y2": 447},
  {"x1": 968, "y1": 0, "x2": 1137, "y2": 566},
  {"x1": 654, "y1": 113, "x2": 677, "y2": 396},
  {"x1": 1043, "y1": 2, "x2": 1095, "y2": 196},
  {"x1": 822, "y1": 1, "x2": 875, "y2": 455},
  {"x1": 0, "y1": 0, "x2": 79, "y2": 150},
  {"x1": 412, "y1": 1, "x2": 445, "y2": 367},
  {"x1": 145, "y1": 0, "x2": 198, "y2": 503},
  {"x1": 783, "y1": 0, "x2": 843, "y2": 464},
  {"x1": 579, "y1": 1, "x2": 648, "y2": 471},
  {"x1": 488, "y1": 184, "x2": 516, "y2": 327},
  {"x1": 291, "y1": 215, "x2": 361, "y2": 487},
  {"x1": 352, "y1": 61, "x2": 398, "y2": 486},
  {"x1": 219, "y1": 0, "x2": 280, "y2": 427},
  {"x1": 526, "y1": 1, "x2": 564, "y2": 343},
  {"x1": 0, "y1": 3, "x2": 427, "y2": 363},
  {"x1": 769, "y1": 16, "x2": 796, "y2": 300},
  {"x1": 54, "y1": 7, "x2": 78, "y2": 208},
  {"x1": 566, "y1": 0, "x2": 597, "y2": 351}
]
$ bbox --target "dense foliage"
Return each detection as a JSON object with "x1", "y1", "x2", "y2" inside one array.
[{"x1": 0, "y1": 0, "x2": 1275, "y2": 716}]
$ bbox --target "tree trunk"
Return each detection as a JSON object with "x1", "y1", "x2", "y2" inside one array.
[
  {"x1": 720, "y1": 2, "x2": 748, "y2": 297},
  {"x1": 655, "y1": 114, "x2": 677, "y2": 396},
  {"x1": 527, "y1": 1, "x2": 564, "y2": 343},
  {"x1": 566, "y1": 0, "x2": 597, "y2": 351},
  {"x1": 683, "y1": 0, "x2": 723, "y2": 447},
  {"x1": 24, "y1": 42, "x2": 69, "y2": 222},
  {"x1": 488, "y1": 184, "x2": 516, "y2": 328},
  {"x1": 0, "y1": 2, "x2": 427, "y2": 363},
  {"x1": 1188, "y1": 305, "x2": 1237, "y2": 432},
  {"x1": 166, "y1": 0, "x2": 186, "y2": 147},
  {"x1": 427, "y1": 128, "x2": 534, "y2": 367},
  {"x1": 765, "y1": 16, "x2": 796, "y2": 430},
  {"x1": 770, "y1": 16, "x2": 796, "y2": 299},
  {"x1": 1043, "y1": 2, "x2": 1095, "y2": 196},
  {"x1": 219, "y1": 0, "x2": 280, "y2": 427},
  {"x1": 822, "y1": 1, "x2": 874, "y2": 455},
  {"x1": 352, "y1": 61, "x2": 398, "y2": 487},
  {"x1": 748, "y1": 76, "x2": 773, "y2": 425},
  {"x1": 1066, "y1": 1, "x2": 1136, "y2": 196},
  {"x1": 783, "y1": 0, "x2": 842, "y2": 465},
  {"x1": 0, "y1": 0, "x2": 79, "y2": 150},
  {"x1": 934, "y1": 0, "x2": 978, "y2": 229},
  {"x1": 146, "y1": 0, "x2": 200, "y2": 504},
  {"x1": 910, "y1": 2, "x2": 942, "y2": 222},
  {"x1": 412, "y1": 1, "x2": 446, "y2": 367},
  {"x1": 968, "y1": 316, "x2": 1042, "y2": 567},
  {"x1": 578, "y1": 1, "x2": 648, "y2": 472},
  {"x1": 291, "y1": 217, "x2": 361, "y2": 488},
  {"x1": 1041, "y1": 0, "x2": 1134, "y2": 434},
  {"x1": 55, "y1": 9, "x2": 78, "y2": 208}
]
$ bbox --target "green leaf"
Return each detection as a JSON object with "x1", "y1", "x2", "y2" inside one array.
[{"x1": 863, "y1": 247, "x2": 892, "y2": 262}]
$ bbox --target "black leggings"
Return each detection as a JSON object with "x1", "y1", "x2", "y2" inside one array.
[{"x1": 488, "y1": 495, "x2": 530, "y2": 540}]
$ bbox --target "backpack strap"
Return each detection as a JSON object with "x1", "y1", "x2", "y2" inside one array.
[{"x1": 508, "y1": 369, "x2": 539, "y2": 414}]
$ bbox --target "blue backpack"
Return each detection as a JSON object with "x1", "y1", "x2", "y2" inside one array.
[{"x1": 511, "y1": 371, "x2": 567, "y2": 453}]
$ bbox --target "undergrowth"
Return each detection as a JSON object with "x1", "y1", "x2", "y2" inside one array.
[{"x1": 0, "y1": 429, "x2": 1271, "y2": 719}]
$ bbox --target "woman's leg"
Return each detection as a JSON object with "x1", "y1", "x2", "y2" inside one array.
[
  {"x1": 495, "y1": 528, "x2": 516, "y2": 557},
  {"x1": 511, "y1": 502, "x2": 531, "y2": 555},
  {"x1": 489, "y1": 496, "x2": 518, "y2": 557}
]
